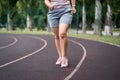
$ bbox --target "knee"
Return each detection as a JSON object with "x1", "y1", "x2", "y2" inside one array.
[
  {"x1": 59, "y1": 33, "x2": 67, "y2": 39},
  {"x1": 54, "y1": 35, "x2": 59, "y2": 40}
]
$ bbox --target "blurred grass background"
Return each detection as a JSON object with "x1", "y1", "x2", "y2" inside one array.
[{"x1": 0, "y1": 28, "x2": 120, "y2": 47}]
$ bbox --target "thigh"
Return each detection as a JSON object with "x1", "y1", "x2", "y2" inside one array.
[
  {"x1": 60, "y1": 8, "x2": 73, "y2": 25},
  {"x1": 48, "y1": 15, "x2": 59, "y2": 28},
  {"x1": 47, "y1": 9, "x2": 59, "y2": 28},
  {"x1": 52, "y1": 27, "x2": 59, "y2": 38},
  {"x1": 59, "y1": 8, "x2": 73, "y2": 34},
  {"x1": 59, "y1": 24, "x2": 69, "y2": 35}
]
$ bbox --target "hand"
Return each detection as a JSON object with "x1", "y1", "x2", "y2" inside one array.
[
  {"x1": 49, "y1": 4, "x2": 54, "y2": 10},
  {"x1": 45, "y1": 0, "x2": 54, "y2": 10},
  {"x1": 72, "y1": 7, "x2": 76, "y2": 14}
]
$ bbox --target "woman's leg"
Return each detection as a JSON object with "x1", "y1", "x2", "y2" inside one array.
[
  {"x1": 59, "y1": 24, "x2": 69, "y2": 67},
  {"x1": 59, "y1": 24, "x2": 69, "y2": 58},
  {"x1": 52, "y1": 24, "x2": 69, "y2": 67},
  {"x1": 52, "y1": 27, "x2": 62, "y2": 64}
]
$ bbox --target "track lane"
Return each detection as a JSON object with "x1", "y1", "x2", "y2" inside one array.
[
  {"x1": 0, "y1": 34, "x2": 120, "y2": 80},
  {"x1": 69, "y1": 37, "x2": 120, "y2": 80},
  {"x1": 0, "y1": 36, "x2": 18, "y2": 50},
  {"x1": 0, "y1": 35, "x2": 46, "y2": 67},
  {"x1": 0, "y1": 36, "x2": 47, "y2": 68},
  {"x1": 0, "y1": 34, "x2": 84, "y2": 80}
]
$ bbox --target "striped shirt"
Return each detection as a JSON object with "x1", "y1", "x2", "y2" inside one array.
[{"x1": 51, "y1": 0, "x2": 71, "y2": 8}]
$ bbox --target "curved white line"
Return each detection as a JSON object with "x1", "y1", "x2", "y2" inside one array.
[
  {"x1": 0, "y1": 36, "x2": 18, "y2": 50},
  {"x1": 64, "y1": 39, "x2": 87, "y2": 80},
  {"x1": 0, "y1": 36, "x2": 47, "y2": 68}
]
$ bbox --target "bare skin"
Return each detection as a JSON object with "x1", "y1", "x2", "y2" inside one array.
[
  {"x1": 45, "y1": 0, "x2": 76, "y2": 66},
  {"x1": 52, "y1": 24, "x2": 69, "y2": 59}
]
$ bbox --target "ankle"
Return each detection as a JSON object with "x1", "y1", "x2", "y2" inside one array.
[{"x1": 61, "y1": 57, "x2": 67, "y2": 60}]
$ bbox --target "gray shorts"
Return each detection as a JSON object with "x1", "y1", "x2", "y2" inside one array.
[{"x1": 47, "y1": 8, "x2": 73, "y2": 28}]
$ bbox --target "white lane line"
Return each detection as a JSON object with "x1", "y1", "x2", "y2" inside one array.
[
  {"x1": 64, "y1": 39, "x2": 87, "y2": 80},
  {"x1": 0, "y1": 36, "x2": 18, "y2": 50},
  {"x1": 0, "y1": 36, "x2": 47, "y2": 68}
]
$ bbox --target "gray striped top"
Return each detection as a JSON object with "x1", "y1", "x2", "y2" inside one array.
[{"x1": 51, "y1": 0, "x2": 71, "y2": 8}]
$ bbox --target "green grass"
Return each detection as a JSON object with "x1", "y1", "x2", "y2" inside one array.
[
  {"x1": 0, "y1": 28, "x2": 52, "y2": 35},
  {"x1": 0, "y1": 28, "x2": 120, "y2": 47},
  {"x1": 113, "y1": 29, "x2": 120, "y2": 32},
  {"x1": 69, "y1": 33, "x2": 120, "y2": 47}
]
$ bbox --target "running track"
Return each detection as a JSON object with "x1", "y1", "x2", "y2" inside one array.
[{"x1": 0, "y1": 34, "x2": 120, "y2": 80}]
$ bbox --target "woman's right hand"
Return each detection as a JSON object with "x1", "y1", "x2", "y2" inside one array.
[
  {"x1": 45, "y1": 0, "x2": 54, "y2": 10},
  {"x1": 49, "y1": 4, "x2": 54, "y2": 10}
]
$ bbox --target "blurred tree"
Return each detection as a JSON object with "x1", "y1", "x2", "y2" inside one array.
[
  {"x1": 104, "y1": 0, "x2": 113, "y2": 35},
  {"x1": 17, "y1": 0, "x2": 47, "y2": 31},
  {"x1": 82, "y1": 0, "x2": 87, "y2": 33},
  {"x1": 0, "y1": 0, "x2": 18, "y2": 31},
  {"x1": 94, "y1": 0, "x2": 102, "y2": 35},
  {"x1": 0, "y1": 0, "x2": 120, "y2": 32}
]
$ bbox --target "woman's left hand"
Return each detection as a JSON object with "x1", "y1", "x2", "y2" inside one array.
[{"x1": 72, "y1": 7, "x2": 76, "y2": 14}]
